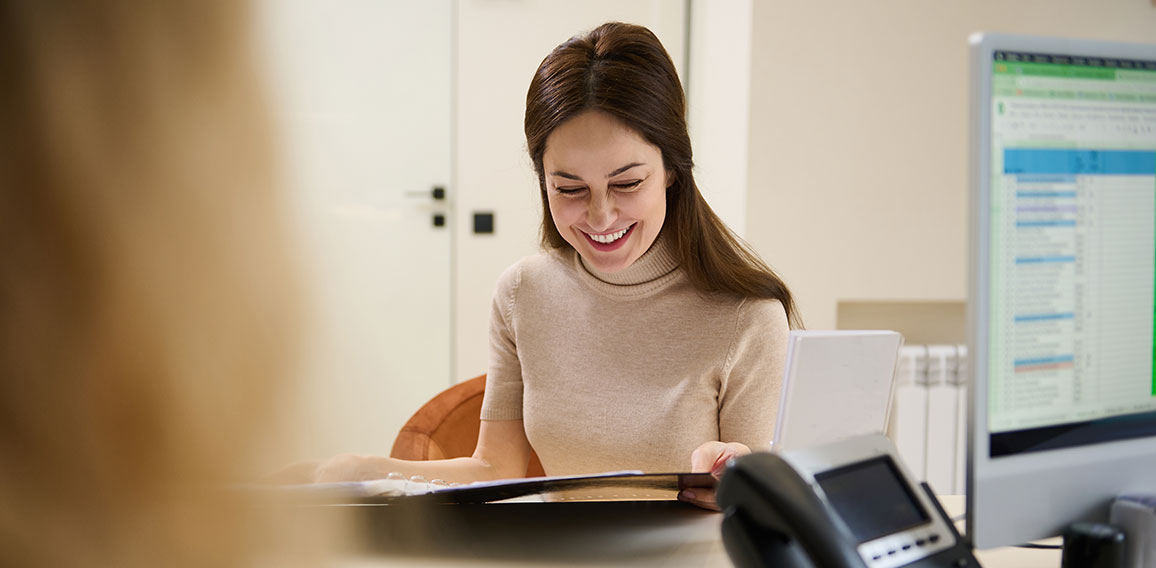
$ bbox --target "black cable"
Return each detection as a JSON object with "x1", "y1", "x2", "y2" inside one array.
[{"x1": 1013, "y1": 543, "x2": 1063, "y2": 550}]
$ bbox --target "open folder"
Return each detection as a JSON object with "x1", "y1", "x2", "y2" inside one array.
[{"x1": 274, "y1": 471, "x2": 716, "y2": 505}]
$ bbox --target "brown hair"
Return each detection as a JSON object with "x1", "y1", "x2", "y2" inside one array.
[
  {"x1": 524, "y1": 22, "x2": 800, "y2": 326},
  {"x1": 0, "y1": 2, "x2": 322, "y2": 566}
]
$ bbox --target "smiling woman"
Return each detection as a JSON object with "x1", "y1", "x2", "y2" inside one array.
[{"x1": 496, "y1": 21, "x2": 801, "y2": 507}]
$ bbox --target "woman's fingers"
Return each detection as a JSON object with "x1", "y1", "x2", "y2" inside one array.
[
  {"x1": 690, "y1": 441, "x2": 727, "y2": 472},
  {"x1": 677, "y1": 487, "x2": 721, "y2": 511}
]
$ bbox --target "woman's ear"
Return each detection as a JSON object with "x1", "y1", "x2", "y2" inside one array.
[{"x1": 666, "y1": 170, "x2": 676, "y2": 189}]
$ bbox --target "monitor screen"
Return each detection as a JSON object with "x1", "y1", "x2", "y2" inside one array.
[
  {"x1": 969, "y1": 33, "x2": 1156, "y2": 549},
  {"x1": 986, "y1": 49, "x2": 1156, "y2": 456}
]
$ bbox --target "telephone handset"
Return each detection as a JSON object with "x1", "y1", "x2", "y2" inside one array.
[{"x1": 717, "y1": 433, "x2": 982, "y2": 568}]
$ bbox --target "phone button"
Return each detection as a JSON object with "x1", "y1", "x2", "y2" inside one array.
[
  {"x1": 915, "y1": 538, "x2": 927, "y2": 546},
  {"x1": 928, "y1": 534, "x2": 941, "y2": 544}
]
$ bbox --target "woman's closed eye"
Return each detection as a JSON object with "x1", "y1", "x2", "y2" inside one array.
[{"x1": 553, "y1": 177, "x2": 643, "y2": 196}]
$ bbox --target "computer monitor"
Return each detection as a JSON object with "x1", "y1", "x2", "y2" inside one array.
[{"x1": 967, "y1": 32, "x2": 1156, "y2": 549}]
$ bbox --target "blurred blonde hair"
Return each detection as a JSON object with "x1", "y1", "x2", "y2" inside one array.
[{"x1": 0, "y1": 2, "x2": 307, "y2": 566}]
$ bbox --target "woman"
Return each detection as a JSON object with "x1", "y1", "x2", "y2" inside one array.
[
  {"x1": 0, "y1": 2, "x2": 324, "y2": 565},
  {"x1": 315, "y1": 22, "x2": 797, "y2": 508}
]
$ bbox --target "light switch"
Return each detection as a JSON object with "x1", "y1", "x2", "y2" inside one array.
[{"x1": 473, "y1": 212, "x2": 494, "y2": 234}]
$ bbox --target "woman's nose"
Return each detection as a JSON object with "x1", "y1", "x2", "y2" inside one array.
[{"x1": 586, "y1": 193, "x2": 616, "y2": 230}]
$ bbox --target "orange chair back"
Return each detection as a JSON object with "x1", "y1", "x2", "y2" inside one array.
[{"x1": 390, "y1": 374, "x2": 544, "y2": 477}]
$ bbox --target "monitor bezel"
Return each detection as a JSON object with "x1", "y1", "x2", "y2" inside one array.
[{"x1": 967, "y1": 31, "x2": 1156, "y2": 550}]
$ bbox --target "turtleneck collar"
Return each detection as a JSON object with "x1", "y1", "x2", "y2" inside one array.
[{"x1": 568, "y1": 232, "x2": 681, "y2": 297}]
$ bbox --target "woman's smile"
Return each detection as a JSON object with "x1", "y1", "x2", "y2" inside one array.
[{"x1": 583, "y1": 223, "x2": 635, "y2": 250}]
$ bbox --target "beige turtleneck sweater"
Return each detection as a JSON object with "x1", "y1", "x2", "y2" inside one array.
[{"x1": 479, "y1": 237, "x2": 789, "y2": 475}]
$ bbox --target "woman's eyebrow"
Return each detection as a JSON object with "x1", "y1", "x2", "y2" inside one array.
[
  {"x1": 548, "y1": 162, "x2": 646, "y2": 181},
  {"x1": 607, "y1": 162, "x2": 644, "y2": 177},
  {"x1": 548, "y1": 170, "x2": 583, "y2": 181}
]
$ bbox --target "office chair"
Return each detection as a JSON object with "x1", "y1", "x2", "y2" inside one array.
[{"x1": 390, "y1": 373, "x2": 545, "y2": 477}]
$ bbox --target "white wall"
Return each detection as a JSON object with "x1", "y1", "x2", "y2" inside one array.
[
  {"x1": 687, "y1": 0, "x2": 753, "y2": 236},
  {"x1": 745, "y1": 0, "x2": 1156, "y2": 331},
  {"x1": 453, "y1": 0, "x2": 688, "y2": 380}
]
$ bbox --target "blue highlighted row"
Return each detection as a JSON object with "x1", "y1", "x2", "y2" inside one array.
[
  {"x1": 1014, "y1": 313, "x2": 1075, "y2": 322},
  {"x1": 1016, "y1": 190, "x2": 1077, "y2": 198},
  {"x1": 1017, "y1": 220, "x2": 1076, "y2": 227},
  {"x1": 1015, "y1": 256, "x2": 1076, "y2": 264},
  {"x1": 1014, "y1": 354, "x2": 1075, "y2": 367},
  {"x1": 1005, "y1": 149, "x2": 1156, "y2": 175},
  {"x1": 1015, "y1": 174, "x2": 1077, "y2": 184}
]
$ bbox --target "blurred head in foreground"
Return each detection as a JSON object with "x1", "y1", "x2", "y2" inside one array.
[{"x1": 0, "y1": 2, "x2": 308, "y2": 566}]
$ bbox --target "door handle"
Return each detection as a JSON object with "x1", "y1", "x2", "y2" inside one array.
[
  {"x1": 403, "y1": 186, "x2": 448, "y2": 228},
  {"x1": 405, "y1": 186, "x2": 446, "y2": 201}
]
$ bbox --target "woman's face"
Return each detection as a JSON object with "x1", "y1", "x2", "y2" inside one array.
[{"x1": 542, "y1": 110, "x2": 668, "y2": 273}]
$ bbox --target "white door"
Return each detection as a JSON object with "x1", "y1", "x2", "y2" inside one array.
[{"x1": 257, "y1": 0, "x2": 453, "y2": 457}]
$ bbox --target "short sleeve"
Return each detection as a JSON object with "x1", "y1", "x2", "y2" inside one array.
[
  {"x1": 718, "y1": 298, "x2": 789, "y2": 451},
  {"x1": 479, "y1": 262, "x2": 524, "y2": 421}
]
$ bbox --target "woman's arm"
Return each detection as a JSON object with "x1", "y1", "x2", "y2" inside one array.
[
  {"x1": 679, "y1": 298, "x2": 790, "y2": 509},
  {"x1": 311, "y1": 419, "x2": 533, "y2": 484},
  {"x1": 718, "y1": 298, "x2": 789, "y2": 449}
]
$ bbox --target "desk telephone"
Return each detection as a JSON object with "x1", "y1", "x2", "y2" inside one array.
[{"x1": 717, "y1": 434, "x2": 982, "y2": 568}]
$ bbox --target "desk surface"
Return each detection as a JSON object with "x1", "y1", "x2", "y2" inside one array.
[{"x1": 332, "y1": 496, "x2": 1061, "y2": 567}]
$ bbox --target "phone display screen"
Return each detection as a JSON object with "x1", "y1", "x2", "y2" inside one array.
[{"x1": 814, "y1": 456, "x2": 930, "y2": 543}]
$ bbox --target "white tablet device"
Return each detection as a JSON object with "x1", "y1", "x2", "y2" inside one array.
[{"x1": 771, "y1": 330, "x2": 904, "y2": 453}]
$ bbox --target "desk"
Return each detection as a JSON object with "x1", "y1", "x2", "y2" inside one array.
[
  {"x1": 939, "y1": 495, "x2": 1063, "y2": 568},
  {"x1": 330, "y1": 496, "x2": 1061, "y2": 567}
]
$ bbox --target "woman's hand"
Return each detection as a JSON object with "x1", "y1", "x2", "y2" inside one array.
[
  {"x1": 262, "y1": 460, "x2": 320, "y2": 485},
  {"x1": 678, "y1": 441, "x2": 751, "y2": 510},
  {"x1": 312, "y1": 453, "x2": 384, "y2": 482},
  {"x1": 263, "y1": 455, "x2": 383, "y2": 484}
]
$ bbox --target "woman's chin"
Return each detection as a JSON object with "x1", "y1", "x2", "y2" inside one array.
[{"x1": 579, "y1": 249, "x2": 637, "y2": 273}]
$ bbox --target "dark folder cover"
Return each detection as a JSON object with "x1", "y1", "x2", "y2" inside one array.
[{"x1": 269, "y1": 471, "x2": 718, "y2": 505}]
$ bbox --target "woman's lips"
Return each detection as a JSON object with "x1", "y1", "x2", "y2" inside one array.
[{"x1": 582, "y1": 223, "x2": 635, "y2": 251}]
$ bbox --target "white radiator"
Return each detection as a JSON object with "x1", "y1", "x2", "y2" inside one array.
[{"x1": 886, "y1": 344, "x2": 969, "y2": 495}]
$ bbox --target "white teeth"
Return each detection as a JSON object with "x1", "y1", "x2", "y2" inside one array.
[{"x1": 588, "y1": 227, "x2": 629, "y2": 244}]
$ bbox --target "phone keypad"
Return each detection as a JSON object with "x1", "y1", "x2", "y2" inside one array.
[{"x1": 859, "y1": 527, "x2": 952, "y2": 568}]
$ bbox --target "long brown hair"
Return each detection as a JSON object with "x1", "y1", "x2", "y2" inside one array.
[
  {"x1": 0, "y1": 2, "x2": 324, "y2": 566},
  {"x1": 524, "y1": 22, "x2": 800, "y2": 327}
]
